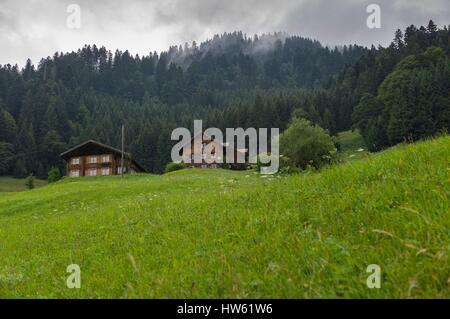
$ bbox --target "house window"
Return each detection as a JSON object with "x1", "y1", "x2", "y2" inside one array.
[
  {"x1": 101, "y1": 154, "x2": 110, "y2": 163},
  {"x1": 88, "y1": 169, "x2": 97, "y2": 176},
  {"x1": 71, "y1": 157, "x2": 80, "y2": 165},
  {"x1": 101, "y1": 167, "x2": 110, "y2": 176},
  {"x1": 70, "y1": 170, "x2": 80, "y2": 177},
  {"x1": 201, "y1": 164, "x2": 207, "y2": 168},
  {"x1": 117, "y1": 166, "x2": 126, "y2": 174},
  {"x1": 88, "y1": 156, "x2": 97, "y2": 164}
]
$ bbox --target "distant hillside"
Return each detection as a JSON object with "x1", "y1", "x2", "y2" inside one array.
[{"x1": 0, "y1": 136, "x2": 448, "y2": 298}]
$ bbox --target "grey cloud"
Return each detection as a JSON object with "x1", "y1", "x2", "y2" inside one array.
[{"x1": 0, "y1": 0, "x2": 448, "y2": 66}]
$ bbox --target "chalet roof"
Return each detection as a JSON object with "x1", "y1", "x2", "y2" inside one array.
[
  {"x1": 60, "y1": 140, "x2": 146, "y2": 172},
  {"x1": 179, "y1": 132, "x2": 248, "y2": 153}
]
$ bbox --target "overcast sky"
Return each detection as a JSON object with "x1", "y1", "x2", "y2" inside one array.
[{"x1": 0, "y1": 0, "x2": 448, "y2": 66}]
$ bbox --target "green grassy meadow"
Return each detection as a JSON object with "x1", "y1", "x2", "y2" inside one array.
[
  {"x1": 0, "y1": 136, "x2": 449, "y2": 298},
  {"x1": 336, "y1": 129, "x2": 370, "y2": 162},
  {"x1": 0, "y1": 177, "x2": 47, "y2": 192}
]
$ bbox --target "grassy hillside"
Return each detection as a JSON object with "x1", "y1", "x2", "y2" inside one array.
[
  {"x1": 0, "y1": 177, "x2": 47, "y2": 192},
  {"x1": 336, "y1": 129, "x2": 370, "y2": 162},
  {"x1": 0, "y1": 136, "x2": 448, "y2": 298}
]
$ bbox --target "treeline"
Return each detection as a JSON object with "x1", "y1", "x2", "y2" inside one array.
[
  {"x1": 327, "y1": 21, "x2": 450, "y2": 151},
  {"x1": 0, "y1": 22, "x2": 449, "y2": 176}
]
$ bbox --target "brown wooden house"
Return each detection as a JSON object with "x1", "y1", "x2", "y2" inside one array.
[
  {"x1": 60, "y1": 140, "x2": 146, "y2": 177},
  {"x1": 181, "y1": 133, "x2": 249, "y2": 169}
]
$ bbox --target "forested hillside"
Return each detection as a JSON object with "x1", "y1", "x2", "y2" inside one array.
[{"x1": 0, "y1": 21, "x2": 448, "y2": 176}]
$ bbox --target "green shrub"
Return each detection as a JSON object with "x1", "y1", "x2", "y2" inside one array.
[
  {"x1": 165, "y1": 162, "x2": 187, "y2": 173},
  {"x1": 277, "y1": 155, "x2": 302, "y2": 174},
  {"x1": 280, "y1": 118, "x2": 336, "y2": 170},
  {"x1": 25, "y1": 174, "x2": 35, "y2": 190},
  {"x1": 47, "y1": 167, "x2": 62, "y2": 183}
]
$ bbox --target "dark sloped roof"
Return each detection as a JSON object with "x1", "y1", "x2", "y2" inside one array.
[
  {"x1": 179, "y1": 132, "x2": 248, "y2": 152},
  {"x1": 60, "y1": 140, "x2": 129, "y2": 158}
]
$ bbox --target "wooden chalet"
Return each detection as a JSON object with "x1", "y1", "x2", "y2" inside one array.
[
  {"x1": 181, "y1": 133, "x2": 249, "y2": 169},
  {"x1": 60, "y1": 140, "x2": 146, "y2": 177}
]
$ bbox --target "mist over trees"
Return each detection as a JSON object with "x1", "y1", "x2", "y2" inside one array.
[{"x1": 0, "y1": 23, "x2": 448, "y2": 176}]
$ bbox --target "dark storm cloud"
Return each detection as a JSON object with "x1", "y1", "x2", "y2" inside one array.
[{"x1": 0, "y1": 0, "x2": 448, "y2": 66}]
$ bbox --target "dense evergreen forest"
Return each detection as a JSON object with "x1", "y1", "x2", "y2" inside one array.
[{"x1": 0, "y1": 21, "x2": 448, "y2": 176}]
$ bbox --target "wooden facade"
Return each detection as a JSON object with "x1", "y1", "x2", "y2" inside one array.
[
  {"x1": 60, "y1": 140, "x2": 146, "y2": 177},
  {"x1": 181, "y1": 134, "x2": 249, "y2": 169}
]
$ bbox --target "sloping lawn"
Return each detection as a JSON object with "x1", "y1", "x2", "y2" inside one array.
[
  {"x1": 0, "y1": 136, "x2": 448, "y2": 298},
  {"x1": 0, "y1": 176, "x2": 47, "y2": 192}
]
